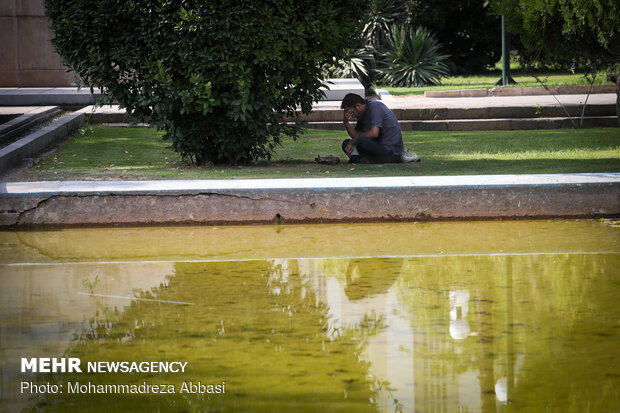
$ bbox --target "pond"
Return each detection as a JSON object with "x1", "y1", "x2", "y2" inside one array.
[{"x1": 1, "y1": 220, "x2": 619, "y2": 412}]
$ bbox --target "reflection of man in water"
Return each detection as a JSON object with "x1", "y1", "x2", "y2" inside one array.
[{"x1": 344, "y1": 258, "x2": 403, "y2": 300}]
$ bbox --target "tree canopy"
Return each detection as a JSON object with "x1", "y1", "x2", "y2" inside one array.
[
  {"x1": 44, "y1": 0, "x2": 368, "y2": 165},
  {"x1": 492, "y1": 0, "x2": 619, "y2": 69},
  {"x1": 492, "y1": 0, "x2": 619, "y2": 124}
]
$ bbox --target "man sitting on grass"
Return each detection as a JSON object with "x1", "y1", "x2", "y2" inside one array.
[{"x1": 341, "y1": 93, "x2": 420, "y2": 164}]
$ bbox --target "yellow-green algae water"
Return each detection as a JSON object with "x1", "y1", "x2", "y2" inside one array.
[{"x1": 0, "y1": 220, "x2": 619, "y2": 412}]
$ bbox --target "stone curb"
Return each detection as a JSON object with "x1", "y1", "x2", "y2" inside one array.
[
  {"x1": 0, "y1": 112, "x2": 84, "y2": 175},
  {"x1": 0, "y1": 88, "x2": 101, "y2": 106},
  {"x1": 425, "y1": 85, "x2": 616, "y2": 98},
  {"x1": 0, "y1": 106, "x2": 62, "y2": 144},
  {"x1": 0, "y1": 79, "x2": 362, "y2": 106},
  {"x1": 396, "y1": 116, "x2": 617, "y2": 131},
  {"x1": 305, "y1": 117, "x2": 618, "y2": 131},
  {"x1": 1, "y1": 84, "x2": 613, "y2": 105},
  {"x1": 84, "y1": 103, "x2": 616, "y2": 125},
  {"x1": 1, "y1": 174, "x2": 618, "y2": 227}
]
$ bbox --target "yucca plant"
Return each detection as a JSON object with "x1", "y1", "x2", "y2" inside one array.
[
  {"x1": 363, "y1": 0, "x2": 407, "y2": 49},
  {"x1": 323, "y1": 45, "x2": 375, "y2": 87},
  {"x1": 378, "y1": 26, "x2": 450, "y2": 87}
]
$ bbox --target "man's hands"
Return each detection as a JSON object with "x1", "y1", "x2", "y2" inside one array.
[
  {"x1": 345, "y1": 139, "x2": 355, "y2": 156},
  {"x1": 342, "y1": 106, "x2": 360, "y2": 150},
  {"x1": 343, "y1": 107, "x2": 355, "y2": 122}
]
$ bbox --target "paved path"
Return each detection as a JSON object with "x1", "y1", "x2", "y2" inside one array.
[
  {"x1": 385, "y1": 93, "x2": 615, "y2": 109},
  {"x1": 0, "y1": 87, "x2": 100, "y2": 106},
  {"x1": 0, "y1": 87, "x2": 616, "y2": 111},
  {"x1": 57, "y1": 92, "x2": 618, "y2": 125},
  {"x1": 0, "y1": 106, "x2": 58, "y2": 116},
  {"x1": 310, "y1": 93, "x2": 616, "y2": 111}
]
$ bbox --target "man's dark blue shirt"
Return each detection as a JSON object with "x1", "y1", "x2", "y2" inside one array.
[{"x1": 354, "y1": 99, "x2": 404, "y2": 154}]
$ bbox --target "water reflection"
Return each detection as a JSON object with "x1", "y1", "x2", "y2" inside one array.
[
  {"x1": 0, "y1": 221, "x2": 619, "y2": 412},
  {"x1": 449, "y1": 290, "x2": 470, "y2": 340}
]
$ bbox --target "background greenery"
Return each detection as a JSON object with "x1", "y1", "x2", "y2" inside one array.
[
  {"x1": 329, "y1": 0, "x2": 618, "y2": 95},
  {"x1": 492, "y1": 0, "x2": 619, "y2": 71},
  {"x1": 327, "y1": 0, "x2": 504, "y2": 90},
  {"x1": 43, "y1": 0, "x2": 618, "y2": 167}
]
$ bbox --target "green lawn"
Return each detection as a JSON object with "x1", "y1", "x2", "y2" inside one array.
[
  {"x1": 14, "y1": 126, "x2": 619, "y2": 181},
  {"x1": 383, "y1": 71, "x2": 611, "y2": 96}
]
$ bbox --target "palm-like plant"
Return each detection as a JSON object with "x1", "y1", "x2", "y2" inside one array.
[
  {"x1": 378, "y1": 26, "x2": 450, "y2": 87},
  {"x1": 323, "y1": 0, "x2": 406, "y2": 90},
  {"x1": 323, "y1": 46, "x2": 375, "y2": 83},
  {"x1": 363, "y1": 0, "x2": 407, "y2": 49}
]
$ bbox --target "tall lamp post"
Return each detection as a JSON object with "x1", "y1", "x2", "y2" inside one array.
[{"x1": 497, "y1": 15, "x2": 517, "y2": 86}]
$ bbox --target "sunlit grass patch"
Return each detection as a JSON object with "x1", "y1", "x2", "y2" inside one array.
[
  {"x1": 384, "y1": 71, "x2": 611, "y2": 96},
  {"x1": 14, "y1": 126, "x2": 620, "y2": 181}
]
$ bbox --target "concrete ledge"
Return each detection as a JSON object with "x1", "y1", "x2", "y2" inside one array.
[
  {"x1": 397, "y1": 116, "x2": 617, "y2": 131},
  {"x1": 320, "y1": 78, "x2": 365, "y2": 101},
  {"x1": 71, "y1": 99, "x2": 617, "y2": 125},
  {"x1": 425, "y1": 85, "x2": 616, "y2": 98},
  {"x1": 0, "y1": 82, "x2": 361, "y2": 106},
  {"x1": 1, "y1": 174, "x2": 618, "y2": 227},
  {"x1": 0, "y1": 88, "x2": 101, "y2": 106},
  {"x1": 77, "y1": 105, "x2": 132, "y2": 124},
  {"x1": 0, "y1": 106, "x2": 61, "y2": 144},
  {"x1": 425, "y1": 89, "x2": 487, "y2": 98},
  {"x1": 376, "y1": 89, "x2": 395, "y2": 102},
  {"x1": 0, "y1": 112, "x2": 84, "y2": 175}
]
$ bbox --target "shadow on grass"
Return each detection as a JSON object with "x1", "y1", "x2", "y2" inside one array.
[
  {"x1": 230, "y1": 157, "x2": 620, "y2": 177},
  {"x1": 398, "y1": 157, "x2": 620, "y2": 176}
]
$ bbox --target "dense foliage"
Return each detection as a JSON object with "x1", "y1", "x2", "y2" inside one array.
[
  {"x1": 44, "y1": 0, "x2": 368, "y2": 165},
  {"x1": 325, "y1": 0, "x2": 503, "y2": 89},
  {"x1": 492, "y1": 0, "x2": 619, "y2": 68},
  {"x1": 405, "y1": 0, "x2": 502, "y2": 74},
  {"x1": 492, "y1": 0, "x2": 619, "y2": 124}
]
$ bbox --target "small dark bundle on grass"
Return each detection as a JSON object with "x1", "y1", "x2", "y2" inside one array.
[{"x1": 315, "y1": 155, "x2": 341, "y2": 165}]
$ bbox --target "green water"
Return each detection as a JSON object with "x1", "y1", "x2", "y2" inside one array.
[{"x1": 0, "y1": 220, "x2": 619, "y2": 412}]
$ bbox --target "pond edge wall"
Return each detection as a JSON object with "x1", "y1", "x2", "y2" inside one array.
[{"x1": 0, "y1": 174, "x2": 618, "y2": 227}]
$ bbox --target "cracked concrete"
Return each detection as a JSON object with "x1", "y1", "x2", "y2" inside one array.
[{"x1": 1, "y1": 174, "x2": 618, "y2": 227}]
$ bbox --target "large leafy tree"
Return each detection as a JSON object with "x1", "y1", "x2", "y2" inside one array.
[
  {"x1": 493, "y1": 0, "x2": 619, "y2": 65},
  {"x1": 44, "y1": 0, "x2": 368, "y2": 165},
  {"x1": 405, "y1": 0, "x2": 502, "y2": 73},
  {"x1": 493, "y1": 0, "x2": 620, "y2": 124}
]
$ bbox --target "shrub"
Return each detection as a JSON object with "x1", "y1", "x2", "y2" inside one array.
[
  {"x1": 43, "y1": 0, "x2": 368, "y2": 165},
  {"x1": 378, "y1": 26, "x2": 450, "y2": 87}
]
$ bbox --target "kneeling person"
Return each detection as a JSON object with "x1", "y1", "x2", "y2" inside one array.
[{"x1": 340, "y1": 93, "x2": 419, "y2": 163}]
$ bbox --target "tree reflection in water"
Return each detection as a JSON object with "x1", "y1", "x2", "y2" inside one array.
[
  {"x1": 20, "y1": 252, "x2": 620, "y2": 413},
  {"x1": 53, "y1": 260, "x2": 380, "y2": 413}
]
